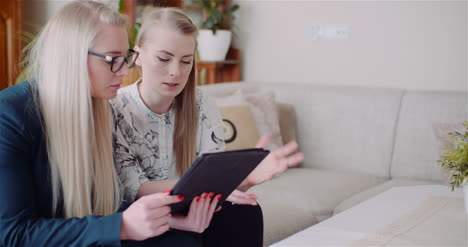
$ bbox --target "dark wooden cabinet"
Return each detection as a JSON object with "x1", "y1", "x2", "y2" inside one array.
[{"x1": 0, "y1": 0, "x2": 23, "y2": 90}]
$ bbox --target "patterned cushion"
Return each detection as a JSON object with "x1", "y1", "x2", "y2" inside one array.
[
  {"x1": 219, "y1": 106, "x2": 260, "y2": 150},
  {"x1": 213, "y1": 90, "x2": 283, "y2": 151}
]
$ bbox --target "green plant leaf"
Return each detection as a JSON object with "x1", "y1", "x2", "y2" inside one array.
[
  {"x1": 437, "y1": 121, "x2": 468, "y2": 190},
  {"x1": 193, "y1": 0, "x2": 239, "y2": 34}
]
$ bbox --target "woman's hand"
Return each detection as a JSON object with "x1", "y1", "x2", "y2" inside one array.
[
  {"x1": 169, "y1": 192, "x2": 221, "y2": 233},
  {"x1": 242, "y1": 135, "x2": 304, "y2": 190},
  {"x1": 226, "y1": 189, "x2": 257, "y2": 205},
  {"x1": 120, "y1": 192, "x2": 183, "y2": 241}
]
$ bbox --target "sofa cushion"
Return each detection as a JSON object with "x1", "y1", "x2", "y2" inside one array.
[
  {"x1": 333, "y1": 178, "x2": 443, "y2": 215},
  {"x1": 264, "y1": 84, "x2": 403, "y2": 178},
  {"x1": 259, "y1": 200, "x2": 318, "y2": 246},
  {"x1": 219, "y1": 105, "x2": 260, "y2": 150},
  {"x1": 244, "y1": 90, "x2": 283, "y2": 150},
  {"x1": 249, "y1": 167, "x2": 386, "y2": 245},
  {"x1": 210, "y1": 88, "x2": 283, "y2": 151},
  {"x1": 390, "y1": 91, "x2": 467, "y2": 181}
]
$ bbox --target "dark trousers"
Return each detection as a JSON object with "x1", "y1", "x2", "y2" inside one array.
[
  {"x1": 203, "y1": 201, "x2": 264, "y2": 247},
  {"x1": 122, "y1": 201, "x2": 263, "y2": 247},
  {"x1": 121, "y1": 230, "x2": 202, "y2": 247}
]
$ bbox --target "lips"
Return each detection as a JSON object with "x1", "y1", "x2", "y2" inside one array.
[
  {"x1": 110, "y1": 83, "x2": 121, "y2": 88},
  {"x1": 163, "y1": 82, "x2": 179, "y2": 86}
]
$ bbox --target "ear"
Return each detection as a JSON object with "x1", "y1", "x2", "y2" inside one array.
[{"x1": 134, "y1": 45, "x2": 142, "y2": 67}]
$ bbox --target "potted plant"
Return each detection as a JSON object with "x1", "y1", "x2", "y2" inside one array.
[
  {"x1": 437, "y1": 121, "x2": 468, "y2": 213},
  {"x1": 193, "y1": 0, "x2": 239, "y2": 61}
]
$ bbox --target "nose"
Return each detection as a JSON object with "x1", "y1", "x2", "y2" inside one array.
[
  {"x1": 168, "y1": 61, "x2": 181, "y2": 78},
  {"x1": 116, "y1": 64, "x2": 130, "y2": 77}
]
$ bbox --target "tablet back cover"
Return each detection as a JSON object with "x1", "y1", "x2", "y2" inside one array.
[{"x1": 170, "y1": 148, "x2": 269, "y2": 215}]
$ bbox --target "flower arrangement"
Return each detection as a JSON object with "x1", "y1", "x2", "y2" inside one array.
[{"x1": 438, "y1": 121, "x2": 468, "y2": 191}]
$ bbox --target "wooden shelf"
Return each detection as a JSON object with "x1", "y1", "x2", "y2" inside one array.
[{"x1": 196, "y1": 48, "x2": 241, "y2": 85}]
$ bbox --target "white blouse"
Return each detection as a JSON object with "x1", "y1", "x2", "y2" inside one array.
[{"x1": 111, "y1": 82, "x2": 225, "y2": 202}]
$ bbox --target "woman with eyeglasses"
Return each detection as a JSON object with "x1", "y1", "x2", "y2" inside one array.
[
  {"x1": 111, "y1": 7, "x2": 304, "y2": 247},
  {"x1": 0, "y1": 1, "x2": 210, "y2": 246}
]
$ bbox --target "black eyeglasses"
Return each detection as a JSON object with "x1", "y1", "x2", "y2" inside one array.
[{"x1": 88, "y1": 49, "x2": 139, "y2": 73}]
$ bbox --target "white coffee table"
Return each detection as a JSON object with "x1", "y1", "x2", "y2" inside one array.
[{"x1": 270, "y1": 185, "x2": 467, "y2": 246}]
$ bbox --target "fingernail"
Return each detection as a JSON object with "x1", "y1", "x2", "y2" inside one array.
[
  {"x1": 216, "y1": 194, "x2": 222, "y2": 200},
  {"x1": 196, "y1": 196, "x2": 200, "y2": 202},
  {"x1": 163, "y1": 190, "x2": 171, "y2": 194},
  {"x1": 178, "y1": 196, "x2": 184, "y2": 201},
  {"x1": 203, "y1": 193, "x2": 208, "y2": 199},
  {"x1": 208, "y1": 192, "x2": 214, "y2": 198}
]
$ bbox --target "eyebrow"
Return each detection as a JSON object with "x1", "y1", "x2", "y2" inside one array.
[
  {"x1": 158, "y1": 50, "x2": 193, "y2": 58},
  {"x1": 104, "y1": 50, "x2": 127, "y2": 55}
]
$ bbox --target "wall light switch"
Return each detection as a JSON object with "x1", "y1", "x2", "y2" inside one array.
[{"x1": 310, "y1": 24, "x2": 351, "y2": 41}]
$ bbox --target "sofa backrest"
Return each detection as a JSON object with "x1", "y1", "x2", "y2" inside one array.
[
  {"x1": 390, "y1": 91, "x2": 468, "y2": 182},
  {"x1": 201, "y1": 82, "x2": 403, "y2": 178}
]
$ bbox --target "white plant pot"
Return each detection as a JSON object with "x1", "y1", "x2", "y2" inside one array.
[{"x1": 197, "y1": 29, "x2": 232, "y2": 61}]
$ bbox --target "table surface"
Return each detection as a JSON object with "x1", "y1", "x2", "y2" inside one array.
[{"x1": 271, "y1": 185, "x2": 467, "y2": 246}]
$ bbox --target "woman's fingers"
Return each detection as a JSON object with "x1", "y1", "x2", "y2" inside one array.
[
  {"x1": 121, "y1": 192, "x2": 183, "y2": 241},
  {"x1": 147, "y1": 205, "x2": 171, "y2": 219},
  {"x1": 200, "y1": 193, "x2": 212, "y2": 231},
  {"x1": 152, "y1": 223, "x2": 170, "y2": 237},
  {"x1": 168, "y1": 193, "x2": 221, "y2": 233},
  {"x1": 273, "y1": 140, "x2": 299, "y2": 158},
  {"x1": 191, "y1": 193, "x2": 206, "y2": 233},
  {"x1": 206, "y1": 194, "x2": 221, "y2": 227},
  {"x1": 192, "y1": 194, "x2": 203, "y2": 232},
  {"x1": 141, "y1": 193, "x2": 182, "y2": 209},
  {"x1": 149, "y1": 215, "x2": 170, "y2": 231},
  {"x1": 228, "y1": 195, "x2": 257, "y2": 205},
  {"x1": 286, "y1": 152, "x2": 304, "y2": 168},
  {"x1": 255, "y1": 135, "x2": 271, "y2": 149},
  {"x1": 227, "y1": 190, "x2": 257, "y2": 205}
]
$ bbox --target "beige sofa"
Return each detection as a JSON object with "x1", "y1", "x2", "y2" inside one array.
[{"x1": 199, "y1": 82, "x2": 467, "y2": 246}]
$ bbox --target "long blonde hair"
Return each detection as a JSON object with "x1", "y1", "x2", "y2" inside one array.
[
  {"x1": 136, "y1": 8, "x2": 198, "y2": 175},
  {"x1": 26, "y1": 1, "x2": 124, "y2": 218}
]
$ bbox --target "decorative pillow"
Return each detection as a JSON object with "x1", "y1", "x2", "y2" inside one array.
[
  {"x1": 219, "y1": 106, "x2": 260, "y2": 151},
  {"x1": 214, "y1": 90, "x2": 248, "y2": 107},
  {"x1": 213, "y1": 90, "x2": 283, "y2": 151},
  {"x1": 432, "y1": 123, "x2": 466, "y2": 184},
  {"x1": 244, "y1": 91, "x2": 283, "y2": 150}
]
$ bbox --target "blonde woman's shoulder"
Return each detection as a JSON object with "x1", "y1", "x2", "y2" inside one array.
[{"x1": 111, "y1": 83, "x2": 137, "y2": 108}]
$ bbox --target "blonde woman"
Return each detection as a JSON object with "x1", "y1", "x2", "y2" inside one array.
[
  {"x1": 0, "y1": 1, "x2": 215, "y2": 246},
  {"x1": 111, "y1": 7, "x2": 304, "y2": 247}
]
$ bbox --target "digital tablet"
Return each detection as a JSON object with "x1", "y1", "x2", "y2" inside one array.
[{"x1": 170, "y1": 148, "x2": 270, "y2": 215}]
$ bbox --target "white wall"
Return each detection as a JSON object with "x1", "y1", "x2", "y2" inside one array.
[
  {"x1": 234, "y1": 0, "x2": 467, "y2": 91},
  {"x1": 23, "y1": 0, "x2": 467, "y2": 91}
]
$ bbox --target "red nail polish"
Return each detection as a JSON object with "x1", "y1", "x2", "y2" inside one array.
[
  {"x1": 163, "y1": 190, "x2": 171, "y2": 194},
  {"x1": 209, "y1": 192, "x2": 214, "y2": 198},
  {"x1": 196, "y1": 196, "x2": 200, "y2": 202},
  {"x1": 216, "y1": 194, "x2": 222, "y2": 200},
  {"x1": 203, "y1": 193, "x2": 208, "y2": 199},
  {"x1": 178, "y1": 196, "x2": 184, "y2": 200}
]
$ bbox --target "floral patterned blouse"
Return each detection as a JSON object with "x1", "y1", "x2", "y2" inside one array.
[{"x1": 111, "y1": 82, "x2": 225, "y2": 202}]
